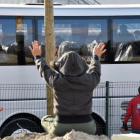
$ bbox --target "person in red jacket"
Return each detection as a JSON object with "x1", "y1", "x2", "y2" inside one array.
[{"x1": 121, "y1": 86, "x2": 140, "y2": 134}]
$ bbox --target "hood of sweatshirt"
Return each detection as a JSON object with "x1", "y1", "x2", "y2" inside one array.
[{"x1": 53, "y1": 51, "x2": 88, "y2": 77}]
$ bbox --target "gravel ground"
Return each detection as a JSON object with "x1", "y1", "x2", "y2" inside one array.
[{"x1": 1, "y1": 130, "x2": 110, "y2": 140}]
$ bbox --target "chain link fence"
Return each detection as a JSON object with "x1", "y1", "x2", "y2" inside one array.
[
  {"x1": 107, "y1": 81, "x2": 140, "y2": 137},
  {"x1": 0, "y1": 81, "x2": 140, "y2": 138},
  {"x1": 0, "y1": 84, "x2": 46, "y2": 138}
]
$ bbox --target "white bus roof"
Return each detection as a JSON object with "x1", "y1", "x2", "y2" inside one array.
[{"x1": 0, "y1": 4, "x2": 140, "y2": 16}]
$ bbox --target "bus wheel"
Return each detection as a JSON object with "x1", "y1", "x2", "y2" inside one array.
[
  {"x1": 0, "y1": 118, "x2": 44, "y2": 138},
  {"x1": 95, "y1": 120, "x2": 104, "y2": 135}
]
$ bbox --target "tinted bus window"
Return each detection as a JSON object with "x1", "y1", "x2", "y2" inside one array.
[
  {"x1": 112, "y1": 17, "x2": 140, "y2": 62},
  {"x1": 16, "y1": 16, "x2": 34, "y2": 65},
  {"x1": 35, "y1": 17, "x2": 45, "y2": 57},
  {"x1": 54, "y1": 17, "x2": 109, "y2": 63},
  {"x1": 36, "y1": 17, "x2": 109, "y2": 63},
  {"x1": 0, "y1": 17, "x2": 16, "y2": 65},
  {"x1": 0, "y1": 16, "x2": 34, "y2": 65}
]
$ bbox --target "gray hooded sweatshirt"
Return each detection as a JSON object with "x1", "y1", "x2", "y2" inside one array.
[{"x1": 35, "y1": 51, "x2": 101, "y2": 116}]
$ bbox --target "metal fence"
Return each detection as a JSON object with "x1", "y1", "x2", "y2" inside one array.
[
  {"x1": 0, "y1": 84, "x2": 46, "y2": 138},
  {"x1": 0, "y1": 81, "x2": 140, "y2": 138},
  {"x1": 107, "y1": 81, "x2": 140, "y2": 137},
  {"x1": 92, "y1": 81, "x2": 140, "y2": 137}
]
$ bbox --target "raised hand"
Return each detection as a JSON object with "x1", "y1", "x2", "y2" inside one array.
[
  {"x1": 93, "y1": 43, "x2": 106, "y2": 57},
  {"x1": 29, "y1": 40, "x2": 42, "y2": 57}
]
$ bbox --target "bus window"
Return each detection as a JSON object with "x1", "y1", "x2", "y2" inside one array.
[
  {"x1": 112, "y1": 18, "x2": 140, "y2": 62},
  {"x1": 35, "y1": 17, "x2": 45, "y2": 58},
  {"x1": 35, "y1": 17, "x2": 109, "y2": 63},
  {"x1": 54, "y1": 17, "x2": 109, "y2": 63},
  {"x1": 0, "y1": 17, "x2": 16, "y2": 65},
  {"x1": 0, "y1": 16, "x2": 34, "y2": 65},
  {"x1": 16, "y1": 16, "x2": 34, "y2": 65}
]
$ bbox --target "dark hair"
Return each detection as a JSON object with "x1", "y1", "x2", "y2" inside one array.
[{"x1": 138, "y1": 86, "x2": 140, "y2": 94}]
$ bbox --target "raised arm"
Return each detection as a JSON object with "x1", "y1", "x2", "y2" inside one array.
[
  {"x1": 123, "y1": 100, "x2": 133, "y2": 124},
  {"x1": 29, "y1": 41, "x2": 58, "y2": 88},
  {"x1": 88, "y1": 43, "x2": 106, "y2": 87}
]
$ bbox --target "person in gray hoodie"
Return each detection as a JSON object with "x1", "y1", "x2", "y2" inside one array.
[{"x1": 29, "y1": 41, "x2": 106, "y2": 136}]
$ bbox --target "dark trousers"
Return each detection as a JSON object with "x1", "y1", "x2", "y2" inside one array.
[{"x1": 132, "y1": 129, "x2": 140, "y2": 134}]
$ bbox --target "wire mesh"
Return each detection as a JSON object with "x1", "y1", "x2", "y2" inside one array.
[
  {"x1": 108, "y1": 81, "x2": 140, "y2": 137},
  {"x1": 0, "y1": 81, "x2": 140, "y2": 138},
  {"x1": 92, "y1": 82, "x2": 106, "y2": 135},
  {"x1": 0, "y1": 84, "x2": 46, "y2": 138}
]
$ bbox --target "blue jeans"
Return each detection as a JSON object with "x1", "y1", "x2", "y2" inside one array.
[{"x1": 132, "y1": 129, "x2": 140, "y2": 134}]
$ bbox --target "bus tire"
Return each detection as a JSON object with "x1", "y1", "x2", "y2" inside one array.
[{"x1": 0, "y1": 118, "x2": 43, "y2": 138}]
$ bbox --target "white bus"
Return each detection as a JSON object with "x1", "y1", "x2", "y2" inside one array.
[{"x1": 0, "y1": 3, "x2": 140, "y2": 138}]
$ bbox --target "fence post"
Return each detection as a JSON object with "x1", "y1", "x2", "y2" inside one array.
[{"x1": 106, "y1": 81, "x2": 109, "y2": 136}]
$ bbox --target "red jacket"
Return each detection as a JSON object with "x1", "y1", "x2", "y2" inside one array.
[{"x1": 124, "y1": 94, "x2": 140, "y2": 129}]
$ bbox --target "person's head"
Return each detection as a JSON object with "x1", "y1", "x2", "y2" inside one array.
[
  {"x1": 134, "y1": 30, "x2": 140, "y2": 40},
  {"x1": 138, "y1": 86, "x2": 140, "y2": 94},
  {"x1": 51, "y1": 51, "x2": 88, "y2": 77},
  {"x1": 120, "y1": 24, "x2": 127, "y2": 33}
]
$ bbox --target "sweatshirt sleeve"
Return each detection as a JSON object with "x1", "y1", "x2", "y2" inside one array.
[
  {"x1": 88, "y1": 56, "x2": 101, "y2": 88},
  {"x1": 123, "y1": 100, "x2": 133, "y2": 124},
  {"x1": 34, "y1": 56, "x2": 58, "y2": 88}
]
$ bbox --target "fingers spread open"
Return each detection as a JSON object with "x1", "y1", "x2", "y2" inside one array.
[
  {"x1": 35, "y1": 40, "x2": 39, "y2": 45},
  {"x1": 32, "y1": 42, "x2": 34, "y2": 49},
  {"x1": 98, "y1": 43, "x2": 104, "y2": 49},
  {"x1": 94, "y1": 46, "x2": 98, "y2": 50},
  {"x1": 39, "y1": 45, "x2": 41, "y2": 49},
  {"x1": 100, "y1": 45, "x2": 105, "y2": 51},
  {"x1": 102, "y1": 49, "x2": 106, "y2": 54},
  {"x1": 31, "y1": 41, "x2": 40, "y2": 49}
]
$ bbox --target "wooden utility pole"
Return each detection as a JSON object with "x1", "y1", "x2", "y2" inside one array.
[{"x1": 44, "y1": 0, "x2": 54, "y2": 115}]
